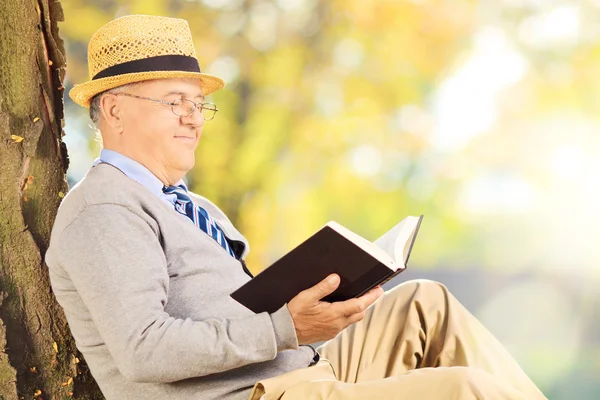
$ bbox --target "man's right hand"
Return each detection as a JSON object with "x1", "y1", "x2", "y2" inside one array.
[{"x1": 287, "y1": 274, "x2": 384, "y2": 345}]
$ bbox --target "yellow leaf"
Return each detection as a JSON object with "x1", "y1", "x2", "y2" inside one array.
[
  {"x1": 29, "y1": 366, "x2": 37, "y2": 373},
  {"x1": 48, "y1": 60, "x2": 53, "y2": 66},
  {"x1": 34, "y1": 389, "x2": 42, "y2": 396},
  {"x1": 74, "y1": 357, "x2": 80, "y2": 364},
  {"x1": 52, "y1": 342, "x2": 58, "y2": 353},
  {"x1": 58, "y1": 192, "x2": 65, "y2": 198},
  {"x1": 23, "y1": 175, "x2": 34, "y2": 191},
  {"x1": 33, "y1": 117, "x2": 40, "y2": 123},
  {"x1": 61, "y1": 377, "x2": 74, "y2": 387},
  {"x1": 11, "y1": 135, "x2": 24, "y2": 143}
]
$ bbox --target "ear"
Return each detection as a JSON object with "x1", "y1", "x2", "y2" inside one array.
[{"x1": 99, "y1": 93, "x2": 124, "y2": 133}]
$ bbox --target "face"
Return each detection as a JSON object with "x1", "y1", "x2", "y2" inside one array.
[{"x1": 115, "y1": 78, "x2": 205, "y2": 183}]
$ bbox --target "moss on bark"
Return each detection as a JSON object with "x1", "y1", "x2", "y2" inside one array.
[{"x1": 0, "y1": 0, "x2": 102, "y2": 398}]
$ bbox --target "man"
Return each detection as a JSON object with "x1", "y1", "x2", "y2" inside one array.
[{"x1": 46, "y1": 14, "x2": 547, "y2": 400}]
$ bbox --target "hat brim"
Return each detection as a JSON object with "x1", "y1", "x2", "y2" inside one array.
[{"x1": 69, "y1": 71, "x2": 225, "y2": 108}]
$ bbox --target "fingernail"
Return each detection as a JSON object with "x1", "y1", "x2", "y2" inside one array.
[{"x1": 328, "y1": 275, "x2": 339, "y2": 285}]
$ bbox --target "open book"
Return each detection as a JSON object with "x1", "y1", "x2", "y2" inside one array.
[{"x1": 231, "y1": 215, "x2": 423, "y2": 314}]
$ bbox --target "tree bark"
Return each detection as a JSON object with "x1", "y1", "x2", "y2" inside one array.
[{"x1": 0, "y1": 0, "x2": 102, "y2": 398}]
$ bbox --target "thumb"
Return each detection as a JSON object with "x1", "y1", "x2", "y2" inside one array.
[{"x1": 304, "y1": 274, "x2": 340, "y2": 303}]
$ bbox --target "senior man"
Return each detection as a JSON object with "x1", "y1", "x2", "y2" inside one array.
[{"x1": 46, "y1": 15, "x2": 546, "y2": 400}]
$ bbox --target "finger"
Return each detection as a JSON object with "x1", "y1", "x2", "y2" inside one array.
[
  {"x1": 346, "y1": 310, "x2": 366, "y2": 325},
  {"x1": 360, "y1": 286, "x2": 384, "y2": 307},
  {"x1": 361, "y1": 286, "x2": 384, "y2": 302},
  {"x1": 335, "y1": 287, "x2": 384, "y2": 316},
  {"x1": 301, "y1": 274, "x2": 341, "y2": 303},
  {"x1": 334, "y1": 297, "x2": 365, "y2": 317}
]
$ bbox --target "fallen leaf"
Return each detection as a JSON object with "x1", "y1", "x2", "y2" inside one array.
[
  {"x1": 48, "y1": 60, "x2": 53, "y2": 66},
  {"x1": 33, "y1": 117, "x2": 40, "y2": 123},
  {"x1": 11, "y1": 135, "x2": 24, "y2": 143},
  {"x1": 52, "y1": 342, "x2": 58, "y2": 353},
  {"x1": 23, "y1": 175, "x2": 34, "y2": 191},
  {"x1": 58, "y1": 192, "x2": 65, "y2": 198},
  {"x1": 23, "y1": 195, "x2": 29, "y2": 203},
  {"x1": 29, "y1": 366, "x2": 37, "y2": 373},
  {"x1": 73, "y1": 357, "x2": 80, "y2": 364},
  {"x1": 58, "y1": 86, "x2": 64, "y2": 90},
  {"x1": 61, "y1": 377, "x2": 74, "y2": 387},
  {"x1": 34, "y1": 389, "x2": 42, "y2": 396}
]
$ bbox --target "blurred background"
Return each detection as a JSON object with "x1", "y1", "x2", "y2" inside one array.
[{"x1": 59, "y1": 0, "x2": 599, "y2": 398}]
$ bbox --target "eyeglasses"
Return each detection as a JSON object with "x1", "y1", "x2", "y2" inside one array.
[{"x1": 115, "y1": 93, "x2": 218, "y2": 121}]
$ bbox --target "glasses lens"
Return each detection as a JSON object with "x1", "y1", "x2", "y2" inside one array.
[
  {"x1": 201, "y1": 104, "x2": 218, "y2": 121},
  {"x1": 171, "y1": 99, "x2": 196, "y2": 117}
]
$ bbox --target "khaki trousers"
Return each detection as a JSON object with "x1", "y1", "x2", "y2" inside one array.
[{"x1": 249, "y1": 280, "x2": 547, "y2": 400}]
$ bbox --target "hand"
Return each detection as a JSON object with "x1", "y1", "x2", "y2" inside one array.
[{"x1": 287, "y1": 274, "x2": 384, "y2": 345}]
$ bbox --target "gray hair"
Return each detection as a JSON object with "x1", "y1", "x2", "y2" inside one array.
[{"x1": 89, "y1": 83, "x2": 139, "y2": 126}]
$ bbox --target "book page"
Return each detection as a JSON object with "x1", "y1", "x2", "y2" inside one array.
[
  {"x1": 373, "y1": 216, "x2": 422, "y2": 266},
  {"x1": 326, "y1": 221, "x2": 398, "y2": 271}
]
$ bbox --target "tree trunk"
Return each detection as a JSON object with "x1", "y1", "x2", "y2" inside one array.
[{"x1": 0, "y1": 0, "x2": 102, "y2": 398}]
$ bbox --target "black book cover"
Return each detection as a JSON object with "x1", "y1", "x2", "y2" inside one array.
[{"x1": 231, "y1": 217, "x2": 422, "y2": 314}]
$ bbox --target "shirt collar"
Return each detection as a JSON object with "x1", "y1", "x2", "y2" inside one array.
[{"x1": 93, "y1": 149, "x2": 185, "y2": 198}]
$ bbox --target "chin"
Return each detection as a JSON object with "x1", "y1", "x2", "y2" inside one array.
[{"x1": 180, "y1": 157, "x2": 196, "y2": 172}]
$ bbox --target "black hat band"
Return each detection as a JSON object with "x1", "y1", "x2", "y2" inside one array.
[{"x1": 92, "y1": 55, "x2": 201, "y2": 80}]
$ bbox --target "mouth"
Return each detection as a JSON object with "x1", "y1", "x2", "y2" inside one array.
[{"x1": 174, "y1": 136, "x2": 196, "y2": 142}]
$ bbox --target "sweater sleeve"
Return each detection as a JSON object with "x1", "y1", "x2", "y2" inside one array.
[{"x1": 54, "y1": 203, "x2": 299, "y2": 383}]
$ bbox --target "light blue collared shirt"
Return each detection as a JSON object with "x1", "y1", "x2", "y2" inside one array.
[
  {"x1": 92, "y1": 148, "x2": 185, "y2": 208},
  {"x1": 92, "y1": 149, "x2": 250, "y2": 261}
]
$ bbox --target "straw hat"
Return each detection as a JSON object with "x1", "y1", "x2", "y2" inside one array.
[{"x1": 69, "y1": 15, "x2": 225, "y2": 108}]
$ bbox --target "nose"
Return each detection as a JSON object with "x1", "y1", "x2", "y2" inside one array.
[{"x1": 181, "y1": 108, "x2": 204, "y2": 128}]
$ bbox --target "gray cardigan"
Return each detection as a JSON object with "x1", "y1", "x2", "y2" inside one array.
[{"x1": 45, "y1": 163, "x2": 313, "y2": 399}]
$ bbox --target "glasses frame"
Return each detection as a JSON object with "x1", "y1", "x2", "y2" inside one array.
[{"x1": 115, "y1": 92, "x2": 218, "y2": 120}]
